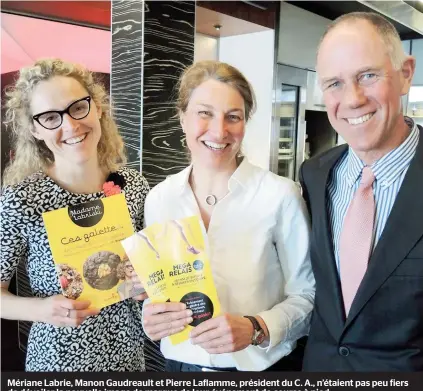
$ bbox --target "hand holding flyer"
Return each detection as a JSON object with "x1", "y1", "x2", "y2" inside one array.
[
  {"x1": 122, "y1": 215, "x2": 221, "y2": 344},
  {"x1": 42, "y1": 194, "x2": 143, "y2": 309}
]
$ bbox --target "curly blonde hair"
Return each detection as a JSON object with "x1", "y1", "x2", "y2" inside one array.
[{"x1": 2, "y1": 58, "x2": 126, "y2": 187}]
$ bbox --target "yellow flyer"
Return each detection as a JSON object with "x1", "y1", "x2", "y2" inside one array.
[
  {"x1": 42, "y1": 194, "x2": 143, "y2": 309},
  {"x1": 122, "y1": 215, "x2": 221, "y2": 344}
]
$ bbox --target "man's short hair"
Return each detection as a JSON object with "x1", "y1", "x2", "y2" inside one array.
[{"x1": 318, "y1": 12, "x2": 406, "y2": 70}]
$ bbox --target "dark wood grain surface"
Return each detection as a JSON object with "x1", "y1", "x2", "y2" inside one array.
[{"x1": 142, "y1": 1, "x2": 195, "y2": 187}]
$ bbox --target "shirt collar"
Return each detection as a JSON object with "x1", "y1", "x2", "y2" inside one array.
[
  {"x1": 177, "y1": 164, "x2": 193, "y2": 195},
  {"x1": 228, "y1": 157, "x2": 252, "y2": 190},
  {"x1": 345, "y1": 117, "x2": 419, "y2": 189},
  {"x1": 177, "y1": 157, "x2": 252, "y2": 195},
  {"x1": 345, "y1": 149, "x2": 364, "y2": 188},
  {"x1": 371, "y1": 117, "x2": 419, "y2": 188}
]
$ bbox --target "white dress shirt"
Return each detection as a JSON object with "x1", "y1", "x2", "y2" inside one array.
[{"x1": 144, "y1": 158, "x2": 315, "y2": 371}]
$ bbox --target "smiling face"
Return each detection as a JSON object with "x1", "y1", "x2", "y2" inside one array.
[
  {"x1": 124, "y1": 262, "x2": 135, "y2": 279},
  {"x1": 317, "y1": 20, "x2": 414, "y2": 163},
  {"x1": 180, "y1": 78, "x2": 246, "y2": 170},
  {"x1": 30, "y1": 76, "x2": 102, "y2": 167}
]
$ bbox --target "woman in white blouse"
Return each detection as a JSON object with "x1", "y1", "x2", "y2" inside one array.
[{"x1": 143, "y1": 61, "x2": 315, "y2": 372}]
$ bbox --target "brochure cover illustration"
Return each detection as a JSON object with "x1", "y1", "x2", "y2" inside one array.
[
  {"x1": 42, "y1": 194, "x2": 144, "y2": 309},
  {"x1": 122, "y1": 215, "x2": 221, "y2": 344}
]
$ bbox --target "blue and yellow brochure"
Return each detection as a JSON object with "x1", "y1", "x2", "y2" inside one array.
[{"x1": 122, "y1": 215, "x2": 221, "y2": 344}]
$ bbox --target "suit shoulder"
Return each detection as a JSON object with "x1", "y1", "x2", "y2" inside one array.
[{"x1": 302, "y1": 145, "x2": 348, "y2": 173}]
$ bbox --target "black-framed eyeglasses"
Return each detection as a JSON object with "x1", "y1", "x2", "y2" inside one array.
[{"x1": 32, "y1": 96, "x2": 91, "y2": 130}]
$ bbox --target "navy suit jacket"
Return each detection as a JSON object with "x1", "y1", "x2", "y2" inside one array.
[{"x1": 300, "y1": 125, "x2": 423, "y2": 371}]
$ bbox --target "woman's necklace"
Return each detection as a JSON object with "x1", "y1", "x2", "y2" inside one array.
[
  {"x1": 205, "y1": 194, "x2": 218, "y2": 206},
  {"x1": 191, "y1": 181, "x2": 219, "y2": 207},
  {"x1": 190, "y1": 166, "x2": 236, "y2": 207}
]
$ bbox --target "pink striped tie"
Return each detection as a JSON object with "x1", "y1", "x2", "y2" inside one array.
[{"x1": 339, "y1": 166, "x2": 376, "y2": 315}]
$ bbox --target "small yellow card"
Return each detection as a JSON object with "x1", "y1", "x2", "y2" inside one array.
[
  {"x1": 122, "y1": 215, "x2": 221, "y2": 345},
  {"x1": 42, "y1": 194, "x2": 142, "y2": 309}
]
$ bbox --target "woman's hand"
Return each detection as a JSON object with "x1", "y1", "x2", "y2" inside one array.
[
  {"x1": 37, "y1": 295, "x2": 100, "y2": 327},
  {"x1": 143, "y1": 302, "x2": 193, "y2": 341},
  {"x1": 190, "y1": 314, "x2": 256, "y2": 354}
]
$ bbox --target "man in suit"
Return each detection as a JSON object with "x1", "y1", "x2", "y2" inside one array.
[{"x1": 300, "y1": 12, "x2": 422, "y2": 371}]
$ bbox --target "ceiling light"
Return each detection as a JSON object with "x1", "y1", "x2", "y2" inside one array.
[{"x1": 214, "y1": 24, "x2": 222, "y2": 31}]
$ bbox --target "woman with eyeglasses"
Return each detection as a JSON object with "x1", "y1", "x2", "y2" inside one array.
[{"x1": 0, "y1": 59, "x2": 150, "y2": 371}]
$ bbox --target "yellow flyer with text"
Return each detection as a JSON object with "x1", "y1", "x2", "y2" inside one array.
[
  {"x1": 122, "y1": 215, "x2": 221, "y2": 344},
  {"x1": 42, "y1": 194, "x2": 143, "y2": 309}
]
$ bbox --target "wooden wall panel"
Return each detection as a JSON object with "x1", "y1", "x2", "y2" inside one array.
[
  {"x1": 142, "y1": 1, "x2": 195, "y2": 187},
  {"x1": 111, "y1": 0, "x2": 143, "y2": 170},
  {"x1": 197, "y1": 1, "x2": 278, "y2": 29}
]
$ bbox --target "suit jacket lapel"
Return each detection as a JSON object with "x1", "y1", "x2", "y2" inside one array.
[
  {"x1": 315, "y1": 145, "x2": 348, "y2": 340},
  {"x1": 345, "y1": 125, "x2": 423, "y2": 329}
]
